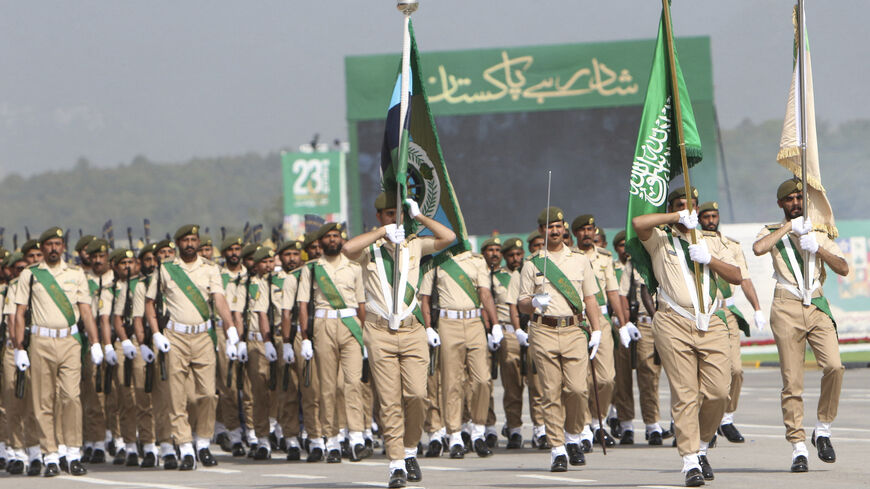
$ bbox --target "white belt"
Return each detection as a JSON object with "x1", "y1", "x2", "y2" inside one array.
[
  {"x1": 32, "y1": 325, "x2": 79, "y2": 338},
  {"x1": 774, "y1": 271, "x2": 820, "y2": 304},
  {"x1": 247, "y1": 332, "x2": 263, "y2": 342},
  {"x1": 314, "y1": 308, "x2": 357, "y2": 319},
  {"x1": 503, "y1": 324, "x2": 515, "y2": 334},
  {"x1": 168, "y1": 320, "x2": 212, "y2": 335},
  {"x1": 439, "y1": 309, "x2": 481, "y2": 319},
  {"x1": 599, "y1": 305, "x2": 609, "y2": 316},
  {"x1": 657, "y1": 289, "x2": 714, "y2": 331}
]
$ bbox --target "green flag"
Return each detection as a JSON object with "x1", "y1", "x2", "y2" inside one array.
[{"x1": 624, "y1": 3, "x2": 703, "y2": 291}]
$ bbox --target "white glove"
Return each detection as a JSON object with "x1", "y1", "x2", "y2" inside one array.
[
  {"x1": 490, "y1": 323, "x2": 504, "y2": 347},
  {"x1": 237, "y1": 341, "x2": 248, "y2": 362},
  {"x1": 405, "y1": 198, "x2": 421, "y2": 219},
  {"x1": 384, "y1": 224, "x2": 405, "y2": 244},
  {"x1": 14, "y1": 349, "x2": 30, "y2": 371},
  {"x1": 800, "y1": 233, "x2": 819, "y2": 253},
  {"x1": 588, "y1": 330, "x2": 602, "y2": 360},
  {"x1": 121, "y1": 339, "x2": 137, "y2": 359},
  {"x1": 225, "y1": 326, "x2": 240, "y2": 346},
  {"x1": 426, "y1": 327, "x2": 441, "y2": 347},
  {"x1": 225, "y1": 341, "x2": 238, "y2": 361},
  {"x1": 301, "y1": 339, "x2": 313, "y2": 360},
  {"x1": 688, "y1": 240, "x2": 712, "y2": 265},
  {"x1": 515, "y1": 328, "x2": 529, "y2": 347},
  {"x1": 139, "y1": 344, "x2": 155, "y2": 363},
  {"x1": 532, "y1": 293, "x2": 551, "y2": 312},
  {"x1": 618, "y1": 322, "x2": 642, "y2": 348},
  {"x1": 104, "y1": 344, "x2": 118, "y2": 366},
  {"x1": 677, "y1": 209, "x2": 698, "y2": 229},
  {"x1": 753, "y1": 310, "x2": 767, "y2": 331},
  {"x1": 264, "y1": 342, "x2": 278, "y2": 362},
  {"x1": 486, "y1": 333, "x2": 498, "y2": 352},
  {"x1": 283, "y1": 343, "x2": 295, "y2": 364},
  {"x1": 90, "y1": 343, "x2": 104, "y2": 366},
  {"x1": 153, "y1": 332, "x2": 171, "y2": 353},
  {"x1": 791, "y1": 216, "x2": 812, "y2": 235},
  {"x1": 363, "y1": 346, "x2": 368, "y2": 359}
]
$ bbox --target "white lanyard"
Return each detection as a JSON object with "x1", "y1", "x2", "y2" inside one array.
[
  {"x1": 372, "y1": 243, "x2": 414, "y2": 329},
  {"x1": 780, "y1": 234, "x2": 817, "y2": 305},
  {"x1": 670, "y1": 231, "x2": 713, "y2": 331}
]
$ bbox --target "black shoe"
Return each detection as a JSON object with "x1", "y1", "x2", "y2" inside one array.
[
  {"x1": 286, "y1": 446, "x2": 301, "y2": 461},
  {"x1": 594, "y1": 428, "x2": 616, "y2": 447},
  {"x1": 718, "y1": 423, "x2": 745, "y2": 443},
  {"x1": 536, "y1": 434, "x2": 551, "y2": 450},
  {"x1": 216, "y1": 432, "x2": 231, "y2": 452},
  {"x1": 388, "y1": 468, "x2": 407, "y2": 488},
  {"x1": 424, "y1": 439, "x2": 443, "y2": 458},
  {"x1": 27, "y1": 460, "x2": 42, "y2": 476},
  {"x1": 199, "y1": 448, "x2": 218, "y2": 466},
  {"x1": 580, "y1": 439, "x2": 593, "y2": 453},
  {"x1": 82, "y1": 447, "x2": 92, "y2": 464},
  {"x1": 698, "y1": 455, "x2": 714, "y2": 480},
  {"x1": 141, "y1": 452, "x2": 157, "y2": 468},
  {"x1": 307, "y1": 447, "x2": 323, "y2": 462},
  {"x1": 278, "y1": 437, "x2": 288, "y2": 453},
  {"x1": 550, "y1": 454, "x2": 568, "y2": 472},
  {"x1": 663, "y1": 422, "x2": 675, "y2": 439},
  {"x1": 448, "y1": 444, "x2": 464, "y2": 459},
  {"x1": 461, "y1": 432, "x2": 472, "y2": 454},
  {"x1": 247, "y1": 443, "x2": 257, "y2": 458},
  {"x1": 685, "y1": 467, "x2": 705, "y2": 487},
  {"x1": 416, "y1": 441, "x2": 424, "y2": 457},
  {"x1": 125, "y1": 452, "x2": 139, "y2": 467},
  {"x1": 108, "y1": 439, "x2": 117, "y2": 457},
  {"x1": 608, "y1": 417, "x2": 623, "y2": 439},
  {"x1": 507, "y1": 433, "x2": 523, "y2": 449},
  {"x1": 8, "y1": 459, "x2": 24, "y2": 474},
  {"x1": 485, "y1": 433, "x2": 498, "y2": 449},
  {"x1": 178, "y1": 454, "x2": 195, "y2": 471},
  {"x1": 42, "y1": 462, "x2": 59, "y2": 477},
  {"x1": 404, "y1": 457, "x2": 422, "y2": 482},
  {"x1": 0, "y1": 457, "x2": 5, "y2": 471},
  {"x1": 163, "y1": 454, "x2": 178, "y2": 470},
  {"x1": 70, "y1": 460, "x2": 87, "y2": 476},
  {"x1": 59, "y1": 456, "x2": 68, "y2": 473},
  {"x1": 621, "y1": 430, "x2": 635, "y2": 445},
  {"x1": 812, "y1": 431, "x2": 836, "y2": 463},
  {"x1": 231, "y1": 442, "x2": 246, "y2": 457},
  {"x1": 473, "y1": 438, "x2": 492, "y2": 457},
  {"x1": 113, "y1": 448, "x2": 127, "y2": 465},
  {"x1": 253, "y1": 445, "x2": 271, "y2": 460},
  {"x1": 90, "y1": 449, "x2": 106, "y2": 464},
  {"x1": 566, "y1": 443, "x2": 585, "y2": 466},
  {"x1": 326, "y1": 449, "x2": 341, "y2": 463},
  {"x1": 351, "y1": 443, "x2": 372, "y2": 462},
  {"x1": 708, "y1": 434, "x2": 717, "y2": 448},
  {"x1": 365, "y1": 438, "x2": 374, "y2": 450},
  {"x1": 648, "y1": 431, "x2": 663, "y2": 446},
  {"x1": 791, "y1": 454, "x2": 808, "y2": 472},
  {"x1": 269, "y1": 432, "x2": 279, "y2": 451},
  {"x1": 341, "y1": 440, "x2": 352, "y2": 459}
]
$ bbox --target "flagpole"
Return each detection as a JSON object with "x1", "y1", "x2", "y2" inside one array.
[
  {"x1": 797, "y1": 0, "x2": 811, "y2": 294},
  {"x1": 661, "y1": 0, "x2": 705, "y2": 313}
]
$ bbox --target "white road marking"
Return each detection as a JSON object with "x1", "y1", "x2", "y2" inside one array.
[
  {"x1": 58, "y1": 475, "x2": 206, "y2": 489},
  {"x1": 348, "y1": 461, "x2": 386, "y2": 466},
  {"x1": 352, "y1": 482, "x2": 424, "y2": 489},
  {"x1": 199, "y1": 467, "x2": 239, "y2": 474},
  {"x1": 744, "y1": 433, "x2": 870, "y2": 442},
  {"x1": 262, "y1": 473, "x2": 327, "y2": 480},
  {"x1": 517, "y1": 474, "x2": 595, "y2": 483},
  {"x1": 423, "y1": 465, "x2": 459, "y2": 471}
]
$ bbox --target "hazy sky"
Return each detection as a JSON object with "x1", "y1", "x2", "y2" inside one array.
[{"x1": 0, "y1": 1, "x2": 865, "y2": 177}]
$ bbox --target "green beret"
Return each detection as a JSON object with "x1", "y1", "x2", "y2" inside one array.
[
  {"x1": 110, "y1": 248, "x2": 135, "y2": 266},
  {"x1": 777, "y1": 178, "x2": 802, "y2": 200},
  {"x1": 480, "y1": 236, "x2": 502, "y2": 251},
  {"x1": 173, "y1": 224, "x2": 200, "y2": 242},
  {"x1": 75, "y1": 235, "x2": 96, "y2": 252},
  {"x1": 526, "y1": 230, "x2": 542, "y2": 243},
  {"x1": 220, "y1": 235, "x2": 244, "y2": 253},
  {"x1": 501, "y1": 237, "x2": 523, "y2": 254},
  {"x1": 277, "y1": 239, "x2": 304, "y2": 254},
  {"x1": 85, "y1": 238, "x2": 109, "y2": 255},
  {"x1": 537, "y1": 206, "x2": 565, "y2": 226},
  {"x1": 5, "y1": 252, "x2": 24, "y2": 267},
  {"x1": 571, "y1": 214, "x2": 595, "y2": 232},
  {"x1": 154, "y1": 239, "x2": 175, "y2": 252},
  {"x1": 698, "y1": 201, "x2": 719, "y2": 215},
  {"x1": 39, "y1": 226, "x2": 65, "y2": 244},
  {"x1": 302, "y1": 232, "x2": 318, "y2": 250},
  {"x1": 613, "y1": 230, "x2": 627, "y2": 245},
  {"x1": 241, "y1": 242, "x2": 261, "y2": 260},
  {"x1": 312, "y1": 222, "x2": 342, "y2": 242},
  {"x1": 199, "y1": 235, "x2": 213, "y2": 247},
  {"x1": 251, "y1": 246, "x2": 275, "y2": 263},
  {"x1": 667, "y1": 186, "x2": 699, "y2": 204},
  {"x1": 138, "y1": 242, "x2": 157, "y2": 259},
  {"x1": 21, "y1": 239, "x2": 40, "y2": 255},
  {"x1": 374, "y1": 192, "x2": 397, "y2": 211}
]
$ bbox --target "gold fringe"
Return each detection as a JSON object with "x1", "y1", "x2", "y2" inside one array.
[{"x1": 776, "y1": 149, "x2": 826, "y2": 191}]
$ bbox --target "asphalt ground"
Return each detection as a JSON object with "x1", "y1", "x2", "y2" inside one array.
[{"x1": 8, "y1": 367, "x2": 870, "y2": 489}]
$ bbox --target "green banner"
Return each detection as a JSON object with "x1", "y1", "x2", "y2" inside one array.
[{"x1": 281, "y1": 151, "x2": 347, "y2": 238}]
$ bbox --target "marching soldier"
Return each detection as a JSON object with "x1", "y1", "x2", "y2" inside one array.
[
  {"x1": 198, "y1": 236, "x2": 214, "y2": 260},
  {"x1": 751, "y1": 179, "x2": 847, "y2": 472},
  {"x1": 276, "y1": 238, "x2": 304, "y2": 460},
  {"x1": 527, "y1": 231, "x2": 544, "y2": 254}
]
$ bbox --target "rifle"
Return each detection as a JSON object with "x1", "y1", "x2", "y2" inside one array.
[
  {"x1": 581, "y1": 319, "x2": 606, "y2": 456},
  {"x1": 519, "y1": 312, "x2": 530, "y2": 376},
  {"x1": 0, "y1": 287, "x2": 7, "y2": 390},
  {"x1": 627, "y1": 264, "x2": 640, "y2": 370},
  {"x1": 226, "y1": 274, "x2": 241, "y2": 389},
  {"x1": 488, "y1": 269, "x2": 499, "y2": 380},
  {"x1": 428, "y1": 263, "x2": 439, "y2": 377},
  {"x1": 237, "y1": 274, "x2": 252, "y2": 391},
  {"x1": 95, "y1": 275, "x2": 105, "y2": 394},
  {"x1": 16, "y1": 273, "x2": 35, "y2": 399},
  {"x1": 122, "y1": 271, "x2": 134, "y2": 387},
  {"x1": 102, "y1": 276, "x2": 117, "y2": 395},
  {"x1": 302, "y1": 264, "x2": 315, "y2": 388},
  {"x1": 283, "y1": 271, "x2": 301, "y2": 392},
  {"x1": 267, "y1": 273, "x2": 278, "y2": 391},
  {"x1": 155, "y1": 264, "x2": 168, "y2": 382}
]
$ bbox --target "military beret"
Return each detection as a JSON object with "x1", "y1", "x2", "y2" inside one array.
[
  {"x1": 173, "y1": 224, "x2": 200, "y2": 242},
  {"x1": 596, "y1": 227, "x2": 606, "y2": 238},
  {"x1": 277, "y1": 239, "x2": 304, "y2": 254},
  {"x1": 501, "y1": 237, "x2": 523, "y2": 254},
  {"x1": 312, "y1": 222, "x2": 343, "y2": 242},
  {"x1": 480, "y1": 236, "x2": 502, "y2": 251},
  {"x1": 526, "y1": 230, "x2": 542, "y2": 243},
  {"x1": 199, "y1": 235, "x2": 213, "y2": 247},
  {"x1": 698, "y1": 201, "x2": 719, "y2": 215},
  {"x1": 241, "y1": 242, "x2": 261, "y2": 260},
  {"x1": 5, "y1": 252, "x2": 24, "y2": 268},
  {"x1": 667, "y1": 186, "x2": 699, "y2": 204},
  {"x1": 85, "y1": 238, "x2": 109, "y2": 255},
  {"x1": 537, "y1": 206, "x2": 565, "y2": 226},
  {"x1": 219, "y1": 235, "x2": 244, "y2": 253},
  {"x1": 21, "y1": 239, "x2": 40, "y2": 255},
  {"x1": 251, "y1": 246, "x2": 275, "y2": 263},
  {"x1": 777, "y1": 177, "x2": 802, "y2": 200},
  {"x1": 154, "y1": 239, "x2": 175, "y2": 252},
  {"x1": 374, "y1": 192, "x2": 397, "y2": 211},
  {"x1": 75, "y1": 235, "x2": 96, "y2": 252},
  {"x1": 110, "y1": 248, "x2": 135, "y2": 266},
  {"x1": 39, "y1": 226, "x2": 65, "y2": 244},
  {"x1": 302, "y1": 232, "x2": 318, "y2": 250},
  {"x1": 138, "y1": 242, "x2": 157, "y2": 259},
  {"x1": 613, "y1": 230, "x2": 627, "y2": 245},
  {"x1": 571, "y1": 214, "x2": 595, "y2": 232}
]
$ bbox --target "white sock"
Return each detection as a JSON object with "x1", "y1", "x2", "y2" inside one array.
[
  {"x1": 580, "y1": 425, "x2": 593, "y2": 441},
  {"x1": 144, "y1": 443, "x2": 157, "y2": 455},
  {"x1": 471, "y1": 423, "x2": 485, "y2": 441},
  {"x1": 485, "y1": 425, "x2": 497, "y2": 437},
  {"x1": 84, "y1": 442, "x2": 94, "y2": 450},
  {"x1": 792, "y1": 441, "x2": 809, "y2": 459},
  {"x1": 349, "y1": 431, "x2": 365, "y2": 445},
  {"x1": 309, "y1": 437, "x2": 325, "y2": 450},
  {"x1": 364, "y1": 428, "x2": 373, "y2": 441},
  {"x1": 721, "y1": 412, "x2": 735, "y2": 425},
  {"x1": 115, "y1": 437, "x2": 125, "y2": 448},
  {"x1": 160, "y1": 443, "x2": 174, "y2": 457},
  {"x1": 550, "y1": 444, "x2": 567, "y2": 463},
  {"x1": 27, "y1": 445, "x2": 41, "y2": 462},
  {"x1": 565, "y1": 432, "x2": 581, "y2": 445},
  {"x1": 67, "y1": 446, "x2": 81, "y2": 462},
  {"x1": 449, "y1": 432, "x2": 463, "y2": 447},
  {"x1": 43, "y1": 452, "x2": 58, "y2": 464},
  {"x1": 646, "y1": 423, "x2": 663, "y2": 434},
  {"x1": 620, "y1": 421, "x2": 634, "y2": 432},
  {"x1": 179, "y1": 442, "x2": 195, "y2": 458},
  {"x1": 125, "y1": 443, "x2": 138, "y2": 456},
  {"x1": 229, "y1": 427, "x2": 243, "y2": 444},
  {"x1": 608, "y1": 405, "x2": 618, "y2": 419},
  {"x1": 286, "y1": 437, "x2": 299, "y2": 449},
  {"x1": 257, "y1": 437, "x2": 271, "y2": 454},
  {"x1": 194, "y1": 436, "x2": 211, "y2": 451},
  {"x1": 274, "y1": 423, "x2": 284, "y2": 440},
  {"x1": 0, "y1": 442, "x2": 6, "y2": 458},
  {"x1": 699, "y1": 440, "x2": 709, "y2": 456},
  {"x1": 509, "y1": 426, "x2": 522, "y2": 436},
  {"x1": 371, "y1": 421, "x2": 379, "y2": 433},
  {"x1": 533, "y1": 425, "x2": 546, "y2": 438},
  {"x1": 388, "y1": 459, "x2": 405, "y2": 472},
  {"x1": 94, "y1": 441, "x2": 106, "y2": 451},
  {"x1": 105, "y1": 430, "x2": 113, "y2": 443},
  {"x1": 57, "y1": 444, "x2": 67, "y2": 457},
  {"x1": 682, "y1": 454, "x2": 701, "y2": 473},
  {"x1": 214, "y1": 421, "x2": 227, "y2": 435},
  {"x1": 404, "y1": 447, "x2": 416, "y2": 459},
  {"x1": 246, "y1": 430, "x2": 258, "y2": 445},
  {"x1": 326, "y1": 435, "x2": 342, "y2": 451},
  {"x1": 815, "y1": 422, "x2": 832, "y2": 438}
]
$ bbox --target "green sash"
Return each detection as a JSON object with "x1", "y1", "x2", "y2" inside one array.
[
  {"x1": 494, "y1": 271, "x2": 511, "y2": 289},
  {"x1": 530, "y1": 255, "x2": 584, "y2": 313},
  {"x1": 439, "y1": 258, "x2": 481, "y2": 308},
  {"x1": 271, "y1": 275, "x2": 285, "y2": 290},
  {"x1": 88, "y1": 278, "x2": 99, "y2": 297},
  {"x1": 375, "y1": 244, "x2": 425, "y2": 324},
  {"x1": 714, "y1": 278, "x2": 750, "y2": 337},
  {"x1": 614, "y1": 265, "x2": 624, "y2": 284},
  {"x1": 770, "y1": 227, "x2": 836, "y2": 328},
  {"x1": 31, "y1": 267, "x2": 77, "y2": 327},
  {"x1": 665, "y1": 229, "x2": 718, "y2": 304},
  {"x1": 312, "y1": 263, "x2": 363, "y2": 347},
  {"x1": 163, "y1": 262, "x2": 211, "y2": 323},
  {"x1": 221, "y1": 272, "x2": 230, "y2": 290}
]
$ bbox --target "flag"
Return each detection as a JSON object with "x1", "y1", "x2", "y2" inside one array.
[
  {"x1": 304, "y1": 214, "x2": 325, "y2": 234},
  {"x1": 625, "y1": 4, "x2": 703, "y2": 291},
  {"x1": 776, "y1": 6, "x2": 836, "y2": 237},
  {"x1": 380, "y1": 20, "x2": 469, "y2": 267},
  {"x1": 103, "y1": 220, "x2": 115, "y2": 248}
]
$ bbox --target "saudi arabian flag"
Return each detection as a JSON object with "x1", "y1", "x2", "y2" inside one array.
[
  {"x1": 379, "y1": 21, "x2": 469, "y2": 267},
  {"x1": 624, "y1": 4, "x2": 703, "y2": 291}
]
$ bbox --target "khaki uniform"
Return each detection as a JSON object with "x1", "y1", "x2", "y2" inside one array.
[
  {"x1": 492, "y1": 267, "x2": 524, "y2": 432},
  {"x1": 518, "y1": 245, "x2": 597, "y2": 447},
  {"x1": 242, "y1": 274, "x2": 273, "y2": 441},
  {"x1": 757, "y1": 223, "x2": 845, "y2": 443},
  {"x1": 641, "y1": 227, "x2": 733, "y2": 457},
  {"x1": 284, "y1": 265, "x2": 323, "y2": 442},
  {"x1": 80, "y1": 269, "x2": 113, "y2": 448},
  {"x1": 139, "y1": 272, "x2": 172, "y2": 451},
  {"x1": 354, "y1": 236, "x2": 437, "y2": 461},
  {"x1": 715, "y1": 236, "x2": 751, "y2": 416},
  {"x1": 2, "y1": 279, "x2": 39, "y2": 458},
  {"x1": 215, "y1": 266, "x2": 246, "y2": 442},
  {"x1": 506, "y1": 264, "x2": 546, "y2": 433}
]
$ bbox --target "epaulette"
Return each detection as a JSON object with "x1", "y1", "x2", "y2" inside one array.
[
  {"x1": 724, "y1": 235, "x2": 741, "y2": 245},
  {"x1": 570, "y1": 246, "x2": 582, "y2": 253},
  {"x1": 701, "y1": 230, "x2": 718, "y2": 237},
  {"x1": 201, "y1": 256, "x2": 215, "y2": 266},
  {"x1": 766, "y1": 223, "x2": 784, "y2": 231},
  {"x1": 596, "y1": 247, "x2": 612, "y2": 256}
]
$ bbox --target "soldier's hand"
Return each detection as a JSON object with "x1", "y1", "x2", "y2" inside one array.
[
  {"x1": 688, "y1": 240, "x2": 711, "y2": 265},
  {"x1": 618, "y1": 322, "x2": 642, "y2": 348},
  {"x1": 588, "y1": 330, "x2": 602, "y2": 360},
  {"x1": 490, "y1": 323, "x2": 504, "y2": 347},
  {"x1": 384, "y1": 224, "x2": 405, "y2": 244},
  {"x1": 426, "y1": 327, "x2": 441, "y2": 347},
  {"x1": 515, "y1": 329, "x2": 529, "y2": 347},
  {"x1": 799, "y1": 233, "x2": 819, "y2": 253},
  {"x1": 301, "y1": 339, "x2": 313, "y2": 360},
  {"x1": 104, "y1": 344, "x2": 118, "y2": 366},
  {"x1": 140, "y1": 345, "x2": 155, "y2": 363},
  {"x1": 283, "y1": 343, "x2": 295, "y2": 364},
  {"x1": 791, "y1": 216, "x2": 812, "y2": 235},
  {"x1": 121, "y1": 339, "x2": 137, "y2": 360},
  {"x1": 153, "y1": 332, "x2": 171, "y2": 353},
  {"x1": 677, "y1": 209, "x2": 699, "y2": 229},
  {"x1": 753, "y1": 310, "x2": 767, "y2": 331},
  {"x1": 14, "y1": 349, "x2": 30, "y2": 371},
  {"x1": 264, "y1": 342, "x2": 278, "y2": 362},
  {"x1": 90, "y1": 343, "x2": 104, "y2": 366},
  {"x1": 404, "y1": 198, "x2": 421, "y2": 219},
  {"x1": 225, "y1": 326, "x2": 240, "y2": 346},
  {"x1": 531, "y1": 293, "x2": 551, "y2": 312},
  {"x1": 238, "y1": 341, "x2": 249, "y2": 362},
  {"x1": 225, "y1": 341, "x2": 238, "y2": 361}
]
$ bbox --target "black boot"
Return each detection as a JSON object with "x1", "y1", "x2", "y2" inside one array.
[
  {"x1": 790, "y1": 454, "x2": 808, "y2": 473},
  {"x1": 473, "y1": 438, "x2": 492, "y2": 457},
  {"x1": 404, "y1": 457, "x2": 422, "y2": 482},
  {"x1": 162, "y1": 454, "x2": 178, "y2": 470},
  {"x1": 90, "y1": 449, "x2": 106, "y2": 464},
  {"x1": 812, "y1": 430, "x2": 836, "y2": 463},
  {"x1": 7, "y1": 459, "x2": 25, "y2": 475},
  {"x1": 58, "y1": 456, "x2": 68, "y2": 473},
  {"x1": 620, "y1": 430, "x2": 635, "y2": 445},
  {"x1": 113, "y1": 448, "x2": 127, "y2": 465},
  {"x1": 42, "y1": 462, "x2": 59, "y2": 477},
  {"x1": 178, "y1": 454, "x2": 195, "y2": 471},
  {"x1": 198, "y1": 448, "x2": 218, "y2": 466},
  {"x1": 698, "y1": 455, "x2": 714, "y2": 480},
  {"x1": 326, "y1": 449, "x2": 341, "y2": 463},
  {"x1": 550, "y1": 454, "x2": 567, "y2": 472},
  {"x1": 140, "y1": 452, "x2": 157, "y2": 468},
  {"x1": 351, "y1": 443, "x2": 372, "y2": 461},
  {"x1": 717, "y1": 423, "x2": 745, "y2": 443},
  {"x1": 27, "y1": 459, "x2": 42, "y2": 476},
  {"x1": 286, "y1": 446, "x2": 301, "y2": 461},
  {"x1": 69, "y1": 460, "x2": 87, "y2": 476},
  {"x1": 506, "y1": 433, "x2": 523, "y2": 449},
  {"x1": 306, "y1": 447, "x2": 323, "y2": 462},
  {"x1": 684, "y1": 468, "x2": 705, "y2": 487},
  {"x1": 231, "y1": 442, "x2": 246, "y2": 457},
  {"x1": 485, "y1": 432, "x2": 498, "y2": 449},
  {"x1": 448, "y1": 444, "x2": 464, "y2": 459},
  {"x1": 125, "y1": 451, "x2": 140, "y2": 467},
  {"x1": 216, "y1": 432, "x2": 232, "y2": 452},
  {"x1": 388, "y1": 468, "x2": 407, "y2": 488},
  {"x1": 594, "y1": 428, "x2": 616, "y2": 447},
  {"x1": 253, "y1": 445, "x2": 271, "y2": 460},
  {"x1": 566, "y1": 443, "x2": 585, "y2": 466},
  {"x1": 424, "y1": 439, "x2": 443, "y2": 457},
  {"x1": 648, "y1": 430, "x2": 663, "y2": 446}
]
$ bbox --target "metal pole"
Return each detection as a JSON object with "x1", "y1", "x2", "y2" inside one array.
[
  {"x1": 542, "y1": 171, "x2": 552, "y2": 284},
  {"x1": 797, "y1": 0, "x2": 811, "y2": 293}
]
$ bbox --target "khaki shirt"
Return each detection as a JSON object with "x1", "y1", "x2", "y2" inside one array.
[
  {"x1": 281, "y1": 268, "x2": 302, "y2": 312},
  {"x1": 146, "y1": 255, "x2": 223, "y2": 325},
  {"x1": 87, "y1": 269, "x2": 115, "y2": 319},
  {"x1": 419, "y1": 251, "x2": 489, "y2": 310},
  {"x1": 756, "y1": 221, "x2": 843, "y2": 293},
  {"x1": 265, "y1": 269, "x2": 286, "y2": 325},
  {"x1": 112, "y1": 276, "x2": 146, "y2": 321},
  {"x1": 3, "y1": 279, "x2": 19, "y2": 316},
  {"x1": 245, "y1": 274, "x2": 270, "y2": 333},
  {"x1": 298, "y1": 254, "x2": 365, "y2": 309},
  {"x1": 617, "y1": 258, "x2": 650, "y2": 312},
  {"x1": 131, "y1": 278, "x2": 147, "y2": 319},
  {"x1": 15, "y1": 260, "x2": 89, "y2": 329},
  {"x1": 504, "y1": 268, "x2": 521, "y2": 306},
  {"x1": 220, "y1": 265, "x2": 247, "y2": 313},
  {"x1": 353, "y1": 235, "x2": 438, "y2": 318},
  {"x1": 579, "y1": 246, "x2": 619, "y2": 294},
  {"x1": 518, "y1": 245, "x2": 597, "y2": 317},
  {"x1": 489, "y1": 266, "x2": 513, "y2": 323}
]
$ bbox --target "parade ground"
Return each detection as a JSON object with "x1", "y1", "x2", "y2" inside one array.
[{"x1": 16, "y1": 366, "x2": 868, "y2": 489}]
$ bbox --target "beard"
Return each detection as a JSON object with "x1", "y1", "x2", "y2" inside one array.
[{"x1": 322, "y1": 242, "x2": 343, "y2": 256}]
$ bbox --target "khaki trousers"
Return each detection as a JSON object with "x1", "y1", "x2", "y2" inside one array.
[
  {"x1": 579, "y1": 315, "x2": 616, "y2": 426},
  {"x1": 30, "y1": 334, "x2": 83, "y2": 454},
  {"x1": 531, "y1": 321, "x2": 589, "y2": 447},
  {"x1": 653, "y1": 308, "x2": 730, "y2": 457},
  {"x1": 150, "y1": 343, "x2": 172, "y2": 445},
  {"x1": 81, "y1": 351, "x2": 107, "y2": 444},
  {"x1": 276, "y1": 338, "x2": 301, "y2": 438},
  {"x1": 245, "y1": 340, "x2": 272, "y2": 438},
  {"x1": 294, "y1": 331, "x2": 321, "y2": 438},
  {"x1": 214, "y1": 326, "x2": 242, "y2": 432},
  {"x1": 105, "y1": 365, "x2": 120, "y2": 440},
  {"x1": 424, "y1": 352, "x2": 443, "y2": 434},
  {"x1": 315, "y1": 317, "x2": 365, "y2": 436},
  {"x1": 439, "y1": 317, "x2": 489, "y2": 432},
  {"x1": 526, "y1": 342, "x2": 546, "y2": 427},
  {"x1": 498, "y1": 331, "x2": 524, "y2": 430},
  {"x1": 164, "y1": 328, "x2": 216, "y2": 445},
  {"x1": 770, "y1": 291, "x2": 844, "y2": 443},
  {"x1": 111, "y1": 340, "x2": 138, "y2": 444},
  {"x1": 723, "y1": 311, "x2": 744, "y2": 414},
  {"x1": 2, "y1": 344, "x2": 38, "y2": 449},
  {"x1": 128, "y1": 338, "x2": 155, "y2": 445},
  {"x1": 613, "y1": 320, "x2": 661, "y2": 425},
  {"x1": 363, "y1": 318, "x2": 427, "y2": 461}
]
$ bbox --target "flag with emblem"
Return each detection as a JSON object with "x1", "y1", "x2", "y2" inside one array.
[
  {"x1": 304, "y1": 214, "x2": 325, "y2": 234},
  {"x1": 624, "y1": 2, "x2": 703, "y2": 290},
  {"x1": 380, "y1": 20, "x2": 468, "y2": 265}
]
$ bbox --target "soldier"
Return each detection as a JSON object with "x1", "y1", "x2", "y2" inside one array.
[
  {"x1": 276, "y1": 238, "x2": 304, "y2": 460},
  {"x1": 517, "y1": 207, "x2": 604, "y2": 472},
  {"x1": 527, "y1": 231, "x2": 544, "y2": 254},
  {"x1": 342, "y1": 193, "x2": 456, "y2": 488},
  {"x1": 144, "y1": 225, "x2": 240, "y2": 470},
  {"x1": 698, "y1": 201, "x2": 766, "y2": 443},
  {"x1": 198, "y1": 236, "x2": 214, "y2": 260},
  {"x1": 631, "y1": 186, "x2": 742, "y2": 486},
  {"x1": 751, "y1": 178, "x2": 847, "y2": 473},
  {"x1": 12, "y1": 227, "x2": 105, "y2": 476}
]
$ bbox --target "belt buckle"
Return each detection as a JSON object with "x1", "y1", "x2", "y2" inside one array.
[{"x1": 558, "y1": 317, "x2": 567, "y2": 327}]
